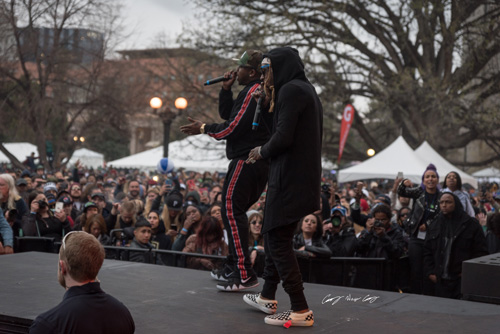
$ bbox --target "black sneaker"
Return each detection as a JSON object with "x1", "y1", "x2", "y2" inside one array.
[
  {"x1": 210, "y1": 265, "x2": 234, "y2": 282},
  {"x1": 216, "y1": 275, "x2": 259, "y2": 292}
]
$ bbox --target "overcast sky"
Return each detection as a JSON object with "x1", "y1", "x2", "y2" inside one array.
[{"x1": 119, "y1": 0, "x2": 196, "y2": 50}]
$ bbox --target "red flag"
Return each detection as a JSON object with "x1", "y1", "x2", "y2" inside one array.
[{"x1": 338, "y1": 104, "x2": 355, "y2": 162}]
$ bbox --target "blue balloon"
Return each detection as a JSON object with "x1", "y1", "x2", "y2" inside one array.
[{"x1": 157, "y1": 158, "x2": 174, "y2": 174}]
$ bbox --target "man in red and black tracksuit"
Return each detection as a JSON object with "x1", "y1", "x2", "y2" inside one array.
[{"x1": 180, "y1": 50, "x2": 269, "y2": 291}]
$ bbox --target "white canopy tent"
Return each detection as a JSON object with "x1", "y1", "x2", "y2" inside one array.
[
  {"x1": 109, "y1": 135, "x2": 338, "y2": 173},
  {"x1": 67, "y1": 148, "x2": 104, "y2": 169},
  {"x1": 0, "y1": 142, "x2": 38, "y2": 163},
  {"x1": 107, "y1": 135, "x2": 230, "y2": 173},
  {"x1": 337, "y1": 136, "x2": 478, "y2": 188},
  {"x1": 472, "y1": 167, "x2": 500, "y2": 183},
  {"x1": 414, "y1": 141, "x2": 478, "y2": 188},
  {"x1": 338, "y1": 136, "x2": 429, "y2": 184}
]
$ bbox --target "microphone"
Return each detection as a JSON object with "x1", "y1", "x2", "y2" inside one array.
[
  {"x1": 252, "y1": 89, "x2": 266, "y2": 131},
  {"x1": 204, "y1": 75, "x2": 232, "y2": 86}
]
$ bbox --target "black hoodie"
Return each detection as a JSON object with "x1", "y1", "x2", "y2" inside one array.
[
  {"x1": 259, "y1": 47, "x2": 323, "y2": 233},
  {"x1": 424, "y1": 192, "x2": 487, "y2": 280}
]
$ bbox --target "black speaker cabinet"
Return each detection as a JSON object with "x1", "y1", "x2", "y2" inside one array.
[{"x1": 462, "y1": 252, "x2": 500, "y2": 304}]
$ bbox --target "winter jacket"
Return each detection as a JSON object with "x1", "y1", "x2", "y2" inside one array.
[
  {"x1": 423, "y1": 193, "x2": 488, "y2": 280},
  {"x1": 293, "y1": 233, "x2": 332, "y2": 258},
  {"x1": 357, "y1": 223, "x2": 406, "y2": 260},
  {"x1": 397, "y1": 180, "x2": 440, "y2": 236},
  {"x1": 205, "y1": 80, "x2": 270, "y2": 160},
  {"x1": 260, "y1": 47, "x2": 323, "y2": 233}
]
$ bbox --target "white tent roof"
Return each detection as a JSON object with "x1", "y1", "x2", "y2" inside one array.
[
  {"x1": 472, "y1": 167, "x2": 500, "y2": 183},
  {"x1": 338, "y1": 136, "x2": 428, "y2": 184},
  {"x1": 0, "y1": 142, "x2": 38, "y2": 163},
  {"x1": 107, "y1": 135, "x2": 230, "y2": 173},
  {"x1": 338, "y1": 136, "x2": 479, "y2": 188},
  {"x1": 67, "y1": 148, "x2": 104, "y2": 169},
  {"x1": 472, "y1": 167, "x2": 500, "y2": 178},
  {"x1": 109, "y1": 135, "x2": 338, "y2": 173},
  {"x1": 414, "y1": 141, "x2": 477, "y2": 188}
]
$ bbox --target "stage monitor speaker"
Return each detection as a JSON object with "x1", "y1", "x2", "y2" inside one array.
[{"x1": 462, "y1": 252, "x2": 500, "y2": 304}]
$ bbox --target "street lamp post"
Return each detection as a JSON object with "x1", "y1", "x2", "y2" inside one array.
[{"x1": 149, "y1": 96, "x2": 188, "y2": 158}]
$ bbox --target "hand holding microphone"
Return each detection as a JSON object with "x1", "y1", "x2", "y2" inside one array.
[{"x1": 204, "y1": 70, "x2": 236, "y2": 90}]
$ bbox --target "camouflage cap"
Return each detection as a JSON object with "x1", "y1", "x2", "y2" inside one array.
[{"x1": 234, "y1": 50, "x2": 263, "y2": 70}]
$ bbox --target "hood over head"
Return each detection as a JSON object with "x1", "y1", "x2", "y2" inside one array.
[{"x1": 264, "y1": 47, "x2": 308, "y2": 92}]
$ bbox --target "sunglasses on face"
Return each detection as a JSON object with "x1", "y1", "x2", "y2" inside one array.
[{"x1": 250, "y1": 221, "x2": 262, "y2": 226}]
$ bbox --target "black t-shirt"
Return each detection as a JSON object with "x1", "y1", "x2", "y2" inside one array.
[{"x1": 29, "y1": 282, "x2": 135, "y2": 334}]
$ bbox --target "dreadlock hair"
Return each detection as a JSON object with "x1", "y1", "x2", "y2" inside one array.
[{"x1": 263, "y1": 65, "x2": 275, "y2": 113}]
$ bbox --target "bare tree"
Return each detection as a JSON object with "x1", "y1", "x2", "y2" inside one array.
[
  {"x1": 186, "y1": 0, "x2": 500, "y2": 165},
  {"x1": 0, "y1": 0, "x2": 133, "y2": 169}
]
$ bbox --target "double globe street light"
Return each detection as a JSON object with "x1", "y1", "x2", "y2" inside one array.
[{"x1": 149, "y1": 96, "x2": 188, "y2": 157}]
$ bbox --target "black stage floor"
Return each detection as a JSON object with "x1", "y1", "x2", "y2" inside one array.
[{"x1": 1, "y1": 252, "x2": 500, "y2": 333}]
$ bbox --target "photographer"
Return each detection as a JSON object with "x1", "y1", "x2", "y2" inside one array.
[
  {"x1": 21, "y1": 191, "x2": 71, "y2": 242},
  {"x1": 357, "y1": 204, "x2": 405, "y2": 260},
  {"x1": 323, "y1": 205, "x2": 358, "y2": 257}
]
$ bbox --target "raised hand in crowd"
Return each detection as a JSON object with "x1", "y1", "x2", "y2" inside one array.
[
  {"x1": 111, "y1": 202, "x2": 121, "y2": 215},
  {"x1": 54, "y1": 209, "x2": 67, "y2": 223}
]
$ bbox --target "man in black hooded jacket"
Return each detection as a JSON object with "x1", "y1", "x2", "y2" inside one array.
[
  {"x1": 424, "y1": 191, "x2": 487, "y2": 299},
  {"x1": 244, "y1": 47, "x2": 322, "y2": 327}
]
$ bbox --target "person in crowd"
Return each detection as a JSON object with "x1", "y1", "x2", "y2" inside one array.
[
  {"x1": 122, "y1": 180, "x2": 143, "y2": 201},
  {"x1": 29, "y1": 231, "x2": 135, "y2": 333},
  {"x1": 70, "y1": 183, "x2": 84, "y2": 213},
  {"x1": 244, "y1": 47, "x2": 322, "y2": 326},
  {"x1": 107, "y1": 200, "x2": 137, "y2": 233},
  {"x1": 397, "y1": 207, "x2": 411, "y2": 254},
  {"x1": 209, "y1": 201, "x2": 227, "y2": 244},
  {"x1": 293, "y1": 213, "x2": 331, "y2": 258},
  {"x1": 247, "y1": 210, "x2": 264, "y2": 266},
  {"x1": 323, "y1": 206, "x2": 358, "y2": 257},
  {"x1": 442, "y1": 171, "x2": 475, "y2": 217},
  {"x1": 16, "y1": 178, "x2": 30, "y2": 204},
  {"x1": 144, "y1": 187, "x2": 160, "y2": 217},
  {"x1": 90, "y1": 192, "x2": 111, "y2": 219},
  {"x1": 485, "y1": 212, "x2": 500, "y2": 254},
  {"x1": 172, "y1": 202, "x2": 203, "y2": 251},
  {"x1": 357, "y1": 204, "x2": 406, "y2": 260},
  {"x1": 390, "y1": 176, "x2": 413, "y2": 211},
  {"x1": 0, "y1": 208, "x2": 14, "y2": 255},
  {"x1": 31, "y1": 176, "x2": 45, "y2": 193},
  {"x1": 127, "y1": 217, "x2": 158, "y2": 264},
  {"x1": 424, "y1": 192, "x2": 488, "y2": 299},
  {"x1": 398, "y1": 163, "x2": 441, "y2": 295},
  {"x1": 21, "y1": 192, "x2": 71, "y2": 241},
  {"x1": 43, "y1": 182, "x2": 58, "y2": 198},
  {"x1": 0, "y1": 173, "x2": 28, "y2": 232},
  {"x1": 161, "y1": 191, "x2": 183, "y2": 239},
  {"x1": 209, "y1": 185, "x2": 223, "y2": 205},
  {"x1": 147, "y1": 210, "x2": 172, "y2": 264},
  {"x1": 58, "y1": 195, "x2": 75, "y2": 228},
  {"x1": 73, "y1": 202, "x2": 99, "y2": 231},
  {"x1": 183, "y1": 216, "x2": 228, "y2": 270},
  {"x1": 83, "y1": 214, "x2": 111, "y2": 246},
  {"x1": 180, "y1": 50, "x2": 270, "y2": 291}
]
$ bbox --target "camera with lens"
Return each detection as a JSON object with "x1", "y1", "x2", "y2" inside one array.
[
  {"x1": 373, "y1": 220, "x2": 384, "y2": 228},
  {"x1": 327, "y1": 216, "x2": 342, "y2": 227},
  {"x1": 38, "y1": 200, "x2": 48, "y2": 209}
]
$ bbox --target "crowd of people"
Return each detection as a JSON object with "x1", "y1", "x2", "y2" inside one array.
[{"x1": 1, "y1": 161, "x2": 499, "y2": 301}]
